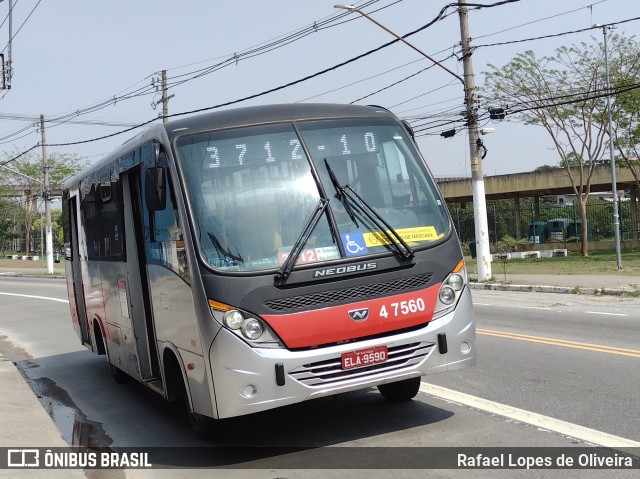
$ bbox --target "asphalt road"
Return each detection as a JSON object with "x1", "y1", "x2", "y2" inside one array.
[
  {"x1": 428, "y1": 290, "x2": 640, "y2": 442},
  {"x1": 0, "y1": 278, "x2": 639, "y2": 478}
]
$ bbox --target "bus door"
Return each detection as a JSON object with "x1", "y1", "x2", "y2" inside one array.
[
  {"x1": 65, "y1": 194, "x2": 90, "y2": 346},
  {"x1": 121, "y1": 165, "x2": 160, "y2": 382},
  {"x1": 140, "y1": 142, "x2": 201, "y2": 391}
]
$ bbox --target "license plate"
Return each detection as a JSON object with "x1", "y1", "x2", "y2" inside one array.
[{"x1": 341, "y1": 345, "x2": 388, "y2": 370}]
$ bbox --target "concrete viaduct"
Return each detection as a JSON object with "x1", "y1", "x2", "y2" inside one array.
[{"x1": 436, "y1": 164, "x2": 640, "y2": 240}]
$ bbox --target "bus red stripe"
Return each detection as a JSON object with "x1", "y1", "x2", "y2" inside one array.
[{"x1": 262, "y1": 283, "x2": 440, "y2": 348}]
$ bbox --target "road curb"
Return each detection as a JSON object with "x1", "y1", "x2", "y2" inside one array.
[
  {"x1": 0, "y1": 353, "x2": 88, "y2": 477},
  {"x1": 469, "y1": 282, "x2": 626, "y2": 296}
]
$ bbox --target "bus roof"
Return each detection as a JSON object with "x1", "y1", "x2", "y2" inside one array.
[
  {"x1": 164, "y1": 103, "x2": 395, "y2": 139},
  {"x1": 63, "y1": 103, "x2": 397, "y2": 188}
]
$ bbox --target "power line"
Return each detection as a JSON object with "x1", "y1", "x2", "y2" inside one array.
[
  {"x1": 474, "y1": 16, "x2": 640, "y2": 49},
  {"x1": 296, "y1": 57, "x2": 425, "y2": 102},
  {"x1": 349, "y1": 61, "x2": 441, "y2": 104},
  {"x1": 0, "y1": 1, "x2": 383, "y2": 138},
  {"x1": 0, "y1": 0, "x2": 41, "y2": 55},
  {"x1": 472, "y1": 0, "x2": 608, "y2": 40}
]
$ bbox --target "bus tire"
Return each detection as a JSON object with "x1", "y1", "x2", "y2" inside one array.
[
  {"x1": 187, "y1": 409, "x2": 215, "y2": 442},
  {"x1": 377, "y1": 377, "x2": 421, "y2": 402},
  {"x1": 109, "y1": 362, "x2": 128, "y2": 384},
  {"x1": 176, "y1": 375, "x2": 215, "y2": 441},
  {"x1": 98, "y1": 330, "x2": 127, "y2": 384},
  {"x1": 165, "y1": 354, "x2": 215, "y2": 441}
]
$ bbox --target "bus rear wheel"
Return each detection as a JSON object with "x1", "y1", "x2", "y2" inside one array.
[
  {"x1": 377, "y1": 377, "x2": 421, "y2": 402},
  {"x1": 109, "y1": 363, "x2": 128, "y2": 384}
]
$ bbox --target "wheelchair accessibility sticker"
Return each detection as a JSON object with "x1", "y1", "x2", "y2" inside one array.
[{"x1": 340, "y1": 232, "x2": 368, "y2": 257}]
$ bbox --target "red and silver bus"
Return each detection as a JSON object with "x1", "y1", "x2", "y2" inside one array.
[{"x1": 62, "y1": 104, "x2": 475, "y2": 438}]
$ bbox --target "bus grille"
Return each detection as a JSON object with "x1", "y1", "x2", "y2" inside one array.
[
  {"x1": 289, "y1": 342, "x2": 433, "y2": 387},
  {"x1": 265, "y1": 273, "x2": 433, "y2": 312}
]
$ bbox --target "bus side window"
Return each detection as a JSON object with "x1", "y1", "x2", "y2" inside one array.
[
  {"x1": 153, "y1": 174, "x2": 182, "y2": 242},
  {"x1": 148, "y1": 150, "x2": 188, "y2": 281}
]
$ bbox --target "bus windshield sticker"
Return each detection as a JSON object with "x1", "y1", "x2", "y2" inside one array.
[
  {"x1": 277, "y1": 245, "x2": 340, "y2": 265},
  {"x1": 362, "y1": 226, "x2": 440, "y2": 247},
  {"x1": 340, "y1": 231, "x2": 368, "y2": 257}
]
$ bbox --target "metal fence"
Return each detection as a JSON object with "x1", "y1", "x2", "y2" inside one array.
[{"x1": 449, "y1": 200, "x2": 639, "y2": 244}]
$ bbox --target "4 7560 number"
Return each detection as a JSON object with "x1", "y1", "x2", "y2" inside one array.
[{"x1": 379, "y1": 298, "x2": 425, "y2": 319}]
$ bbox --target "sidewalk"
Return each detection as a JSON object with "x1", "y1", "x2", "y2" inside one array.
[
  {"x1": 0, "y1": 264, "x2": 65, "y2": 279},
  {"x1": 0, "y1": 353, "x2": 87, "y2": 478},
  {"x1": 1, "y1": 263, "x2": 638, "y2": 294},
  {"x1": 469, "y1": 273, "x2": 640, "y2": 296}
]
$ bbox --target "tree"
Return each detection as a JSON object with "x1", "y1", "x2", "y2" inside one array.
[
  {"x1": 483, "y1": 34, "x2": 640, "y2": 256},
  {"x1": 610, "y1": 48, "x2": 640, "y2": 240},
  {"x1": 533, "y1": 164, "x2": 560, "y2": 172},
  {"x1": 493, "y1": 235, "x2": 528, "y2": 282},
  {"x1": 0, "y1": 215, "x2": 17, "y2": 253},
  {"x1": 32, "y1": 209, "x2": 64, "y2": 251},
  {"x1": 0, "y1": 149, "x2": 85, "y2": 254}
]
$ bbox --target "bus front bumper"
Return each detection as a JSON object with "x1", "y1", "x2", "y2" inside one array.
[{"x1": 209, "y1": 287, "x2": 475, "y2": 419}]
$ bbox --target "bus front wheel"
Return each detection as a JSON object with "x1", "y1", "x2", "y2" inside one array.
[
  {"x1": 167, "y1": 358, "x2": 215, "y2": 441},
  {"x1": 377, "y1": 377, "x2": 421, "y2": 401}
]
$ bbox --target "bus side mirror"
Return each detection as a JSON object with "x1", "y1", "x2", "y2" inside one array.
[
  {"x1": 145, "y1": 167, "x2": 166, "y2": 212},
  {"x1": 402, "y1": 120, "x2": 415, "y2": 139}
]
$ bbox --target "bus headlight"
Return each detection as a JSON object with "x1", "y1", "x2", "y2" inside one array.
[
  {"x1": 242, "y1": 319, "x2": 263, "y2": 340},
  {"x1": 224, "y1": 310, "x2": 244, "y2": 330},
  {"x1": 448, "y1": 273, "x2": 464, "y2": 291},
  {"x1": 209, "y1": 299, "x2": 284, "y2": 348},
  {"x1": 439, "y1": 286, "x2": 455, "y2": 305},
  {"x1": 433, "y1": 260, "x2": 467, "y2": 320}
]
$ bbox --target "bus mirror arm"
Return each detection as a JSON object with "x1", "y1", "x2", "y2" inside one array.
[{"x1": 144, "y1": 167, "x2": 167, "y2": 212}]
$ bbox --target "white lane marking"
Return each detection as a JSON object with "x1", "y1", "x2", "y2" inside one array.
[
  {"x1": 475, "y1": 303, "x2": 553, "y2": 311},
  {"x1": 420, "y1": 383, "x2": 640, "y2": 448},
  {"x1": 0, "y1": 292, "x2": 69, "y2": 304},
  {"x1": 585, "y1": 311, "x2": 627, "y2": 317},
  {"x1": 0, "y1": 280, "x2": 67, "y2": 288}
]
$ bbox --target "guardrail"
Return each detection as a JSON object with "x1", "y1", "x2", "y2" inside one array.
[{"x1": 5, "y1": 255, "x2": 40, "y2": 261}]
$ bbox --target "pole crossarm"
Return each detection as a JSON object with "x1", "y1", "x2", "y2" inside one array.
[{"x1": 334, "y1": 4, "x2": 465, "y2": 86}]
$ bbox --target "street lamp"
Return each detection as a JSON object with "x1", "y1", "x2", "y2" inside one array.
[
  {"x1": 596, "y1": 23, "x2": 622, "y2": 270},
  {"x1": 335, "y1": 2, "x2": 493, "y2": 280}
]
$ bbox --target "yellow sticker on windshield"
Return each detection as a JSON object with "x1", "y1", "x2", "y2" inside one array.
[{"x1": 362, "y1": 226, "x2": 440, "y2": 247}]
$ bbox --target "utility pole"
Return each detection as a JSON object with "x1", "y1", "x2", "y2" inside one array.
[
  {"x1": 458, "y1": 0, "x2": 492, "y2": 281},
  {"x1": 155, "y1": 70, "x2": 174, "y2": 123},
  {"x1": 40, "y1": 114, "x2": 53, "y2": 274},
  {"x1": 0, "y1": 0, "x2": 13, "y2": 89},
  {"x1": 7, "y1": 0, "x2": 11, "y2": 87},
  {"x1": 334, "y1": 1, "x2": 493, "y2": 280},
  {"x1": 161, "y1": 70, "x2": 169, "y2": 122},
  {"x1": 601, "y1": 24, "x2": 622, "y2": 270}
]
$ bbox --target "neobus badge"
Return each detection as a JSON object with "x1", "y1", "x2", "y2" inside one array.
[
  {"x1": 312, "y1": 262, "x2": 378, "y2": 278},
  {"x1": 348, "y1": 308, "x2": 369, "y2": 321}
]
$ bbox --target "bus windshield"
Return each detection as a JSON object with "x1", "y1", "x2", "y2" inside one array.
[{"x1": 175, "y1": 117, "x2": 449, "y2": 272}]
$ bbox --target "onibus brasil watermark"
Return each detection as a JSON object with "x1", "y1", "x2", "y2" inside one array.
[{"x1": 6, "y1": 448, "x2": 151, "y2": 469}]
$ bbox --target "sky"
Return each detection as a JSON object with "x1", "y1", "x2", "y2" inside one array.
[{"x1": 0, "y1": 0, "x2": 638, "y2": 180}]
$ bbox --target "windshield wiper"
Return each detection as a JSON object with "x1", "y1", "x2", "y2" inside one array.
[
  {"x1": 324, "y1": 159, "x2": 359, "y2": 227},
  {"x1": 324, "y1": 159, "x2": 414, "y2": 260},
  {"x1": 207, "y1": 232, "x2": 243, "y2": 264},
  {"x1": 275, "y1": 198, "x2": 329, "y2": 281}
]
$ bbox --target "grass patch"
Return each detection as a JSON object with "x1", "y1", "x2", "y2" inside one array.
[
  {"x1": 0, "y1": 257, "x2": 65, "y2": 271},
  {"x1": 465, "y1": 250, "x2": 640, "y2": 275}
]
